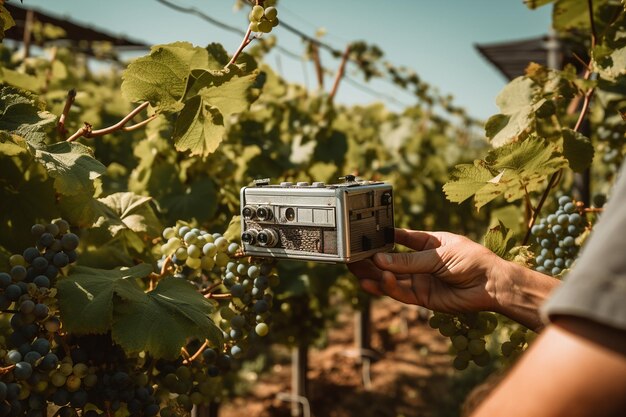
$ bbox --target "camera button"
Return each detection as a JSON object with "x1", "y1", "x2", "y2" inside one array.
[
  {"x1": 297, "y1": 182, "x2": 309, "y2": 187},
  {"x1": 280, "y1": 182, "x2": 293, "y2": 187},
  {"x1": 312, "y1": 182, "x2": 325, "y2": 187}
]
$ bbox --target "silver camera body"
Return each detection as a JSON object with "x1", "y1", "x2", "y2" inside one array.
[{"x1": 240, "y1": 178, "x2": 394, "y2": 263}]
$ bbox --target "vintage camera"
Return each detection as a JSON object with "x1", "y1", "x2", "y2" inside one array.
[{"x1": 240, "y1": 176, "x2": 394, "y2": 263}]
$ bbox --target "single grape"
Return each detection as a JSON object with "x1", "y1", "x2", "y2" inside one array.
[
  {"x1": 255, "y1": 322, "x2": 269, "y2": 337},
  {"x1": 264, "y1": 6, "x2": 278, "y2": 20},
  {"x1": 251, "y1": 5, "x2": 264, "y2": 20}
]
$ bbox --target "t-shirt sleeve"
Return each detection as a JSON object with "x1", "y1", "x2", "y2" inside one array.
[{"x1": 541, "y1": 170, "x2": 626, "y2": 331}]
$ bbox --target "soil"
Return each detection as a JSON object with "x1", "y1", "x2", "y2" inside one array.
[{"x1": 219, "y1": 298, "x2": 496, "y2": 417}]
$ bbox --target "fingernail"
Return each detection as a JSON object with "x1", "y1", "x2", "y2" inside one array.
[{"x1": 376, "y1": 253, "x2": 392, "y2": 264}]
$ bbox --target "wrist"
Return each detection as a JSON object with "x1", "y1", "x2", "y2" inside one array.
[{"x1": 489, "y1": 260, "x2": 560, "y2": 332}]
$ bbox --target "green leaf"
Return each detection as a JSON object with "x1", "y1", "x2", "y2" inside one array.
[
  {"x1": 524, "y1": 0, "x2": 555, "y2": 9},
  {"x1": 58, "y1": 185, "x2": 110, "y2": 227},
  {"x1": 593, "y1": 46, "x2": 626, "y2": 82},
  {"x1": 0, "y1": 68, "x2": 45, "y2": 92},
  {"x1": 33, "y1": 142, "x2": 106, "y2": 196},
  {"x1": 0, "y1": 131, "x2": 28, "y2": 156},
  {"x1": 172, "y1": 95, "x2": 226, "y2": 156},
  {"x1": 192, "y1": 66, "x2": 261, "y2": 116},
  {"x1": 112, "y1": 277, "x2": 223, "y2": 359},
  {"x1": 0, "y1": 5, "x2": 15, "y2": 41},
  {"x1": 97, "y1": 192, "x2": 162, "y2": 240},
  {"x1": 121, "y1": 42, "x2": 209, "y2": 112},
  {"x1": 444, "y1": 137, "x2": 568, "y2": 209},
  {"x1": 562, "y1": 129, "x2": 594, "y2": 172},
  {"x1": 483, "y1": 222, "x2": 515, "y2": 259},
  {"x1": 161, "y1": 177, "x2": 218, "y2": 224},
  {"x1": 0, "y1": 87, "x2": 56, "y2": 146},
  {"x1": 57, "y1": 264, "x2": 153, "y2": 334},
  {"x1": 552, "y1": 0, "x2": 609, "y2": 32},
  {"x1": 485, "y1": 77, "x2": 545, "y2": 147},
  {"x1": 443, "y1": 161, "x2": 495, "y2": 204}
]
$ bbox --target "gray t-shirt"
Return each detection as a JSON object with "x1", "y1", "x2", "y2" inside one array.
[{"x1": 542, "y1": 170, "x2": 626, "y2": 331}]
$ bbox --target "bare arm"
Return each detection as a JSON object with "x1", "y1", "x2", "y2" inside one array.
[{"x1": 471, "y1": 316, "x2": 626, "y2": 417}]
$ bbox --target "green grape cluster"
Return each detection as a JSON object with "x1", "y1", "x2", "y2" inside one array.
[
  {"x1": 159, "y1": 224, "x2": 278, "y2": 367},
  {"x1": 500, "y1": 327, "x2": 537, "y2": 363},
  {"x1": 248, "y1": 2, "x2": 279, "y2": 33},
  {"x1": 531, "y1": 195, "x2": 587, "y2": 276},
  {"x1": 429, "y1": 311, "x2": 498, "y2": 370}
]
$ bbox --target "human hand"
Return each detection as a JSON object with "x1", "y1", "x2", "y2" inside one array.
[{"x1": 348, "y1": 228, "x2": 508, "y2": 314}]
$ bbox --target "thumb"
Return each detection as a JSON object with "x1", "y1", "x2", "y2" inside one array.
[{"x1": 373, "y1": 250, "x2": 441, "y2": 275}]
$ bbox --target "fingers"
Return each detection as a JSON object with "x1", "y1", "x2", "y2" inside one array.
[
  {"x1": 395, "y1": 229, "x2": 442, "y2": 251},
  {"x1": 373, "y1": 249, "x2": 442, "y2": 275},
  {"x1": 347, "y1": 259, "x2": 383, "y2": 281}
]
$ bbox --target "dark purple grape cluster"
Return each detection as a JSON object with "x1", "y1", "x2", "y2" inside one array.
[{"x1": 531, "y1": 196, "x2": 587, "y2": 276}]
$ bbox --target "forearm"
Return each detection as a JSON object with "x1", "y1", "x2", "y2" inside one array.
[
  {"x1": 471, "y1": 317, "x2": 626, "y2": 417},
  {"x1": 490, "y1": 260, "x2": 560, "y2": 332}
]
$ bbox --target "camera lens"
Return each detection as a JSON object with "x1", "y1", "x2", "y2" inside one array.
[
  {"x1": 256, "y1": 206, "x2": 273, "y2": 221},
  {"x1": 285, "y1": 207, "x2": 295, "y2": 221},
  {"x1": 242, "y1": 205, "x2": 256, "y2": 219},
  {"x1": 241, "y1": 230, "x2": 258, "y2": 245},
  {"x1": 257, "y1": 229, "x2": 278, "y2": 247}
]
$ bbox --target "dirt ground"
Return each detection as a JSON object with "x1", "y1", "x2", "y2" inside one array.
[{"x1": 220, "y1": 298, "x2": 496, "y2": 417}]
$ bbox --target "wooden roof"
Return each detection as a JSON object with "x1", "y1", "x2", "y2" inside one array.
[
  {"x1": 475, "y1": 35, "x2": 587, "y2": 81},
  {"x1": 4, "y1": 3, "x2": 148, "y2": 51}
]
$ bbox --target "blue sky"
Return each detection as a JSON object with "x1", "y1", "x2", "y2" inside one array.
[{"x1": 21, "y1": 0, "x2": 551, "y2": 120}]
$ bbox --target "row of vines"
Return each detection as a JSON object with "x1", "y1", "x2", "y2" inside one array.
[{"x1": 0, "y1": 0, "x2": 624, "y2": 416}]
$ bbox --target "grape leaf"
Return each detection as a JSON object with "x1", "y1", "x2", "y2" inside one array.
[
  {"x1": 523, "y1": 0, "x2": 555, "y2": 9},
  {"x1": 552, "y1": 0, "x2": 608, "y2": 32},
  {"x1": 441, "y1": 161, "x2": 495, "y2": 204},
  {"x1": 483, "y1": 222, "x2": 515, "y2": 259},
  {"x1": 161, "y1": 177, "x2": 218, "y2": 224},
  {"x1": 57, "y1": 264, "x2": 153, "y2": 334},
  {"x1": 0, "y1": 5, "x2": 15, "y2": 41},
  {"x1": 485, "y1": 77, "x2": 545, "y2": 147},
  {"x1": 97, "y1": 192, "x2": 162, "y2": 241},
  {"x1": 562, "y1": 128, "x2": 594, "y2": 172},
  {"x1": 444, "y1": 137, "x2": 568, "y2": 209},
  {"x1": 33, "y1": 142, "x2": 106, "y2": 196},
  {"x1": 112, "y1": 277, "x2": 223, "y2": 359},
  {"x1": 172, "y1": 95, "x2": 226, "y2": 156},
  {"x1": 0, "y1": 87, "x2": 56, "y2": 146},
  {"x1": 121, "y1": 42, "x2": 209, "y2": 113},
  {"x1": 593, "y1": 46, "x2": 626, "y2": 82},
  {"x1": 0, "y1": 68, "x2": 45, "y2": 92},
  {"x1": 0, "y1": 131, "x2": 28, "y2": 156},
  {"x1": 190, "y1": 66, "x2": 261, "y2": 116}
]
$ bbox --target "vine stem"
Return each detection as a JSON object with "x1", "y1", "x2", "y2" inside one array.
[
  {"x1": 0, "y1": 364, "x2": 16, "y2": 375},
  {"x1": 329, "y1": 44, "x2": 351, "y2": 102},
  {"x1": 310, "y1": 42, "x2": 324, "y2": 91},
  {"x1": 522, "y1": 0, "x2": 597, "y2": 245},
  {"x1": 226, "y1": 26, "x2": 254, "y2": 68},
  {"x1": 200, "y1": 282, "x2": 222, "y2": 296},
  {"x1": 205, "y1": 293, "x2": 232, "y2": 300},
  {"x1": 57, "y1": 89, "x2": 76, "y2": 138},
  {"x1": 183, "y1": 339, "x2": 209, "y2": 364},
  {"x1": 66, "y1": 101, "x2": 152, "y2": 142}
]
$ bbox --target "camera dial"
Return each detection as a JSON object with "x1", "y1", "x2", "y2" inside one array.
[
  {"x1": 257, "y1": 229, "x2": 279, "y2": 247},
  {"x1": 242, "y1": 205, "x2": 257, "y2": 219},
  {"x1": 241, "y1": 229, "x2": 258, "y2": 245},
  {"x1": 256, "y1": 205, "x2": 274, "y2": 221}
]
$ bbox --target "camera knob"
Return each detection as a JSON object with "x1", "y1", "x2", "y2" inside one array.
[
  {"x1": 312, "y1": 182, "x2": 325, "y2": 187},
  {"x1": 257, "y1": 228, "x2": 279, "y2": 247},
  {"x1": 241, "y1": 229, "x2": 258, "y2": 245},
  {"x1": 256, "y1": 205, "x2": 273, "y2": 221},
  {"x1": 242, "y1": 205, "x2": 257, "y2": 220},
  {"x1": 280, "y1": 182, "x2": 293, "y2": 187},
  {"x1": 296, "y1": 182, "x2": 309, "y2": 187},
  {"x1": 381, "y1": 192, "x2": 393, "y2": 206}
]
